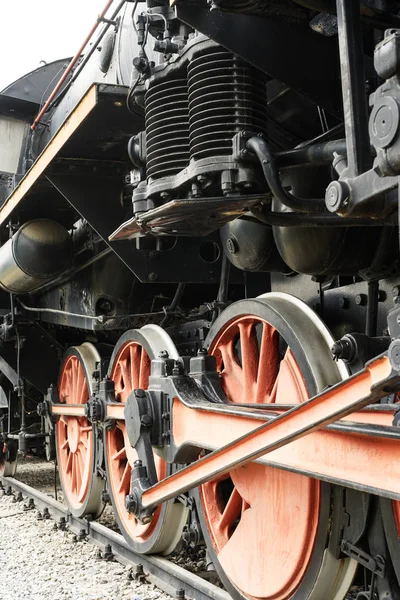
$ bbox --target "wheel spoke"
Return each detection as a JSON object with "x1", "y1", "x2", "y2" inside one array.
[
  {"x1": 130, "y1": 344, "x2": 140, "y2": 389},
  {"x1": 218, "y1": 487, "x2": 242, "y2": 533},
  {"x1": 139, "y1": 348, "x2": 150, "y2": 389},
  {"x1": 113, "y1": 447, "x2": 127, "y2": 461},
  {"x1": 274, "y1": 349, "x2": 306, "y2": 405},
  {"x1": 61, "y1": 439, "x2": 69, "y2": 450},
  {"x1": 219, "y1": 339, "x2": 244, "y2": 403},
  {"x1": 118, "y1": 462, "x2": 131, "y2": 494},
  {"x1": 120, "y1": 358, "x2": 131, "y2": 395},
  {"x1": 71, "y1": 455, "x2": 77, "y2": 493},
  {"x1": 66, "y1": 451, "x2": 73, "y2": 473},
  {"x1": 255, "y1": 322, "x2": 279, "y2": 403},
  {"x1": 238, "y1": 321, "x2": 259, "y2": 400},
  {"x1": 75, "y1": 451, "x2": 83, "y2": 490},
  {"x1": 72, "y1": 359, "x2": 78, "y2": 401}
]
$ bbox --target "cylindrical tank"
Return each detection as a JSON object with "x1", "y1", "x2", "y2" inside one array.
[
  {"x1": 221, "y1": 217, "x2": 288, "y2": 272},
  {"x1": 0, "y1": 220, "x2": 73, "y2": 294},
  {"x1": 272, "y1": 167, "x2": 384, "y2": 277}
]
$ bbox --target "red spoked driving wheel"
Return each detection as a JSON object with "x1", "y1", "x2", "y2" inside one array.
[
  {"x1": 105, "y1": 325, "x2": 188, "y2": 555},
  {"x1": 196, "y1": 293, "x2": 357, "y2": 600},
  {"x1": 56, "y1": 343, "x2": 104, "y2": 518}
]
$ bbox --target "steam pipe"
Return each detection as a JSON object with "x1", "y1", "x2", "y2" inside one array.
[
  {"x1": 31, "y1": 0, "x2": 115, "y2": 131},
  {"x1": 275, "y1": 139, "x2": 347, "y2": 168},
  {"x1": 246, "y1": 136, "x2": 326, "y2": 213}
]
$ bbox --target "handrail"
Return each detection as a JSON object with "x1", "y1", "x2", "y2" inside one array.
[{"x1": 31, "y1": 0, "x2": 115, "y2": 131}]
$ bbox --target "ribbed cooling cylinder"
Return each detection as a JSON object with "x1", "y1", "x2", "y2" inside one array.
[
  {"x1": 187, "y1": 47, "x2": 268, "y2": 161},
  {"x1": 145, "y1": 78, "x2": 190, "y2": 180},
  {"x1": 0, "y1": 219, "x2": 73, "y2": 293}
]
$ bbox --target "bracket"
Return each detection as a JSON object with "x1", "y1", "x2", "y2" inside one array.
[{"x1": 341, "y1": 540, "x2": 385, "y2": 578}]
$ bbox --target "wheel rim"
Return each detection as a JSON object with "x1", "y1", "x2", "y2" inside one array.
[
  {"x1": 198, "y1": 294, "x2": 356, "y2": 600},
  {"x1": 56, "y1": 343, "x2": 103, "y2": 517},
  {"x1": 105, "y1": 325, "x2": 188, "y2": 555}
]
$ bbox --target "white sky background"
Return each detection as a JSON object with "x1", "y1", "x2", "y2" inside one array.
[{"x1": 0, "y1": 0, "x2": 108, "y2": 90}]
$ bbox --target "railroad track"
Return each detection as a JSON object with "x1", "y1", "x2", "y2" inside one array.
[{"x1": 0, "y1": 474, "x2": 230, "y2": 600}]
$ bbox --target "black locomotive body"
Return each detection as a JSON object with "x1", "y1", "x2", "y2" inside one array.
[{"x1": 2, "y1": 2, "x2": 400, "y2": 599}]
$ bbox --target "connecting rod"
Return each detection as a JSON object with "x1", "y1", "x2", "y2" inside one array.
[{"x1": 140, "y1": 354, "x2": 396, "y2": 511}]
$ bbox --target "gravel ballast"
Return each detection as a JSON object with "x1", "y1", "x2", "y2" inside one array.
[{"x1": 0, "y1": 493, "x2": 174, "y2": 600}]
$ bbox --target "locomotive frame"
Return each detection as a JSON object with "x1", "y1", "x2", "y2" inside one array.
[{"x1": 2, "y1": 0, "x2": 400, "y2": 598}]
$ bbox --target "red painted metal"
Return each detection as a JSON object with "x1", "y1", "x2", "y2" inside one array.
[
  {"x1": 106, "y1": 340, "x2": 166, "y2": 544},
  {"x1": 31, "y1": 0, "x2": 114, "y2": 131},
  {"x1": 200, "y1": 315, "x2": 319, "y2": 600},
  {"x1": 141, "y1": 354, "x2": 394, "y2": 509}
]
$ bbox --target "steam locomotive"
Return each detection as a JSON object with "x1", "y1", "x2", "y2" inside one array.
[{"x1": 1, "y1": 1, "x2": 400, "y2": 598}]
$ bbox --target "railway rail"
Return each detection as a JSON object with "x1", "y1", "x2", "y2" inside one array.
[{"x1": 0, "y1": 473, "x2": 230, "y2": 600}]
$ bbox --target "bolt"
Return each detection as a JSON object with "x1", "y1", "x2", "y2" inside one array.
[
  {"x1": 24, "y1": 498, "x2": 35, "y2": 511},
  {"x1": 135, "y1": 389, "x2": 146, "y2": 398},
  {"x1": 393, "y1": 286, "x2": 400, "y2": 297},
  {"x1": 125, "y1": 492, "x2": 138, "y2": 514},
  {"x1": 159, "y1": 350, "x2": 169, "y2": 359},
  {"x1": 390, "y1": 339, "x2": 400, "y2": 371},
  {"x1": 226, "y1": 237, "x2": 238, "y2": 255},
  {"x1": 172, "y1": 360, "x2": 182, "y2": 376},
  {"x1": 42, "y1": 507, "x2": 50, "y2": 520},
  {"x1": 135, "y1": 564, "x2": 145, "y2": 579},
  {"x1": 338, "y1": 297, "x2": 349, "y2": 309},
  {"x1": 36, "y1": 511, "x2": 43, "y2": 520},
  {"x1": 53, "y1": 523, "x2": 58, "y2": 531},
  {"x1": 96, "y1": 548, "x2": 103, "y2": 559},
  {"x1": 331, "y1": 337, "x2": 355, "y2": 363},
  {"x1": 59, "y1": 517, "x2": 67, "y2": 530},
  {"x1": 325, "y1": 180, "x2": 350, "y2": 213},
  {"x1": 15, "y1": 491, "x2": 23, "y2": 503},
  {"x1": 98, "y1": 299, "x2": 113, "y2": 312},
  {"x1": 78, "y1": 529, "x2": 86, "y2": 541},
  {"x1": 101, "y1": 490, "x2": 110, "y2": 504},
  {"x1": 197, "y1": 348, "x2": 207, "y2": 356},
  {"x1": 355, "y1": 294, "x2": 367, "y2": 306},
  {"x1": 71, "y1": 534, "x2": 78, "y2": 543},
  {"x1": 103, "y1": 543, "x2": 113, "y2": 561},
  {"x1": 176, "y1": 590, "x2": 186, "y2": 599},
  {"x1": 148, "y1": 272, "x2": 158, "y2": 282},
  {"x1": 140, "y1": 414, "x2": 152, "y2": 426}
]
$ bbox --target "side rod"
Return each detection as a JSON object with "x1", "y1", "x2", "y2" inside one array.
[{"x1": 141, "y1": 355, "x2": 395, "y2": 510}]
